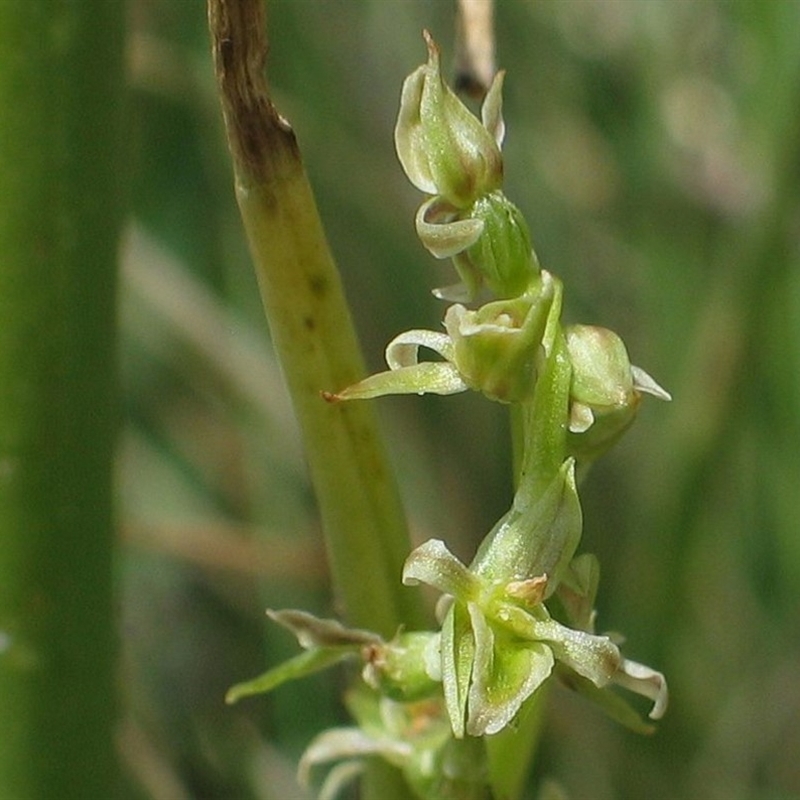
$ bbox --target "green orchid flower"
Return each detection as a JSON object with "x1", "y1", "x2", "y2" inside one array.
[
  {"x1": 399, "y1": 392, "x2": 666, "y2": 740},
  {"x1": 226, "y1": 609, "x2": 441, "y2": 706},
  {"x1": 226, "y1": 610, "x2": 489, "y2": 800},
  {"x1": 402, "y1": 535, "x2": 667, "y2": 738},
  {"x1": 416, "y1": 189, "x2": 539, "y2": 302},
  {"x1": 326, "y1": 271, "x2": 560, "y2": 405},
  {"x1": 564, "y1": 324, "x2": 672, "y2": 463},
  {"x1": 300, "y1": 689, "x2": 489, "y2": 800}
]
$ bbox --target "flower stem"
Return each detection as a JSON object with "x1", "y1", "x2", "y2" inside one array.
[
  {"x1": 486, "y1": 296, "x2": 570, "y2": 799},
  {"x1": 486, "y1": 687, "x2": 548, "y2": 800}
]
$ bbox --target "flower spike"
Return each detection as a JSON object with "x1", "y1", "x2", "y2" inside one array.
[{"x1": 232, "y1": 32, "x2": 672, "y2": 800}]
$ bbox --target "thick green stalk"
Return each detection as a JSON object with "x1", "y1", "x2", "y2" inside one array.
[
  {"x1": 207, "y1": 0, "x2": 425, "y2": 641},
  {"x1": 0, "y1": 3, "x2": 125, "y2": 797},
  {"x1": 208, "y1": 4, "x2": 425, "y2": 797}
]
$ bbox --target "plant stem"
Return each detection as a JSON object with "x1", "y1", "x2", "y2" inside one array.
[
  {"x1": 207, "y1": 0, "x2": 426, "y2": 641},
  {"x1": 486, "y1": 688, "x2": 548, "y2": 800},
  {"x1": 208, "y1": 3, "x2": 425, "y2": 796},
  {"x1": 486, "y1": 300, "x2": 570, "y2": 799},
  {"x1": 0, "y1": 3, "x2": 125, "y2": 796}
]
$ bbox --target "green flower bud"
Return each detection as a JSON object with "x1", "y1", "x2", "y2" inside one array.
[
  {"x1": 565, "y1": 324, "x2": 671, "y2": 461},
  {"x1": 458, "y1": 190, "x2": 538, "y2": 299},
  {"x1": 567, "y1": 325, "x2": 635, "y2": 411},
  {"x1": 471, "y1": 457, "x2": 582, "y2": 593},
  {"x1": 395, "y1": 31, "x2": 503, "y2": 208},
  {"x1": 361, "y1": 631, "x2": 441, "y2": 702},
  {"x1": 444, "y1": 287, "x2": 552, "y2": 404}
]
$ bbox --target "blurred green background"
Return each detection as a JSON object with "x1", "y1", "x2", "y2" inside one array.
[{"x1": 118, "y1": 1, "x2": 800, "y2": 798}]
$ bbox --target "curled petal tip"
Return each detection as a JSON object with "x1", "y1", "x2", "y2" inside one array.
[
  {"x1": 631, "y1": 365, "x2": 672, "y2": 402},
  {"x1": 432, "y1": 282, "x2": 474, "y2": 303},
  {"x1": 614, "y1": 658, "x2": 669, "y2": 720}
]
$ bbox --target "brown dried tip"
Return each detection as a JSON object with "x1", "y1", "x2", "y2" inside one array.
[{"x1": 207, "y1": 0, "x2": 299, "y2": 185}]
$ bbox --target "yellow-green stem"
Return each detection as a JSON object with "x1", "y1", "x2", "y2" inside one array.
[
  {"x1": 487, "y1": 316, "x2": 571, "y2": 799},
  {"x1": 208, "y1": 2, "x2": 425, "y2": 796},
  {"x1": 208, "y1": 0, "x2": 425, "y2": 642}
]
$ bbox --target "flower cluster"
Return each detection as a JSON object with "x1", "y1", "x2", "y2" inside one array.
[
  {"x1": 230, "y1": 32, "x2": 671, "y2": 800},
  {"x1": 328, "y1": 32, "x2": 669, "y2": 467}
]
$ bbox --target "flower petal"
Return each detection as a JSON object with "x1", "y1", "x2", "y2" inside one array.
[
  {"x1": 267, "y1": 608, "x2": 381, "y2": 649},
  {"x1": 385, "y1": 328, "x2": 455, "y2": 369},
  {"x1": 554, "y1": 553, "x2": 601, "y2": 631},
  {"x1": 299, "y1": 726, "x2": 412, "y2": 786},
  {"x1": 568, "y1": 401, "x2": 594, "y2": 434},
  {"x1": 631, "y1": 364, "x2": 672, "y2": 401},
  {"x1": 613, "y1": 658, "x2": 669, "y2": 720},
  {"x1": 394, "y1": 63, "x2": 438, "y2": 195},
  {"x1": 556, "y1": 669, "x2": 656, "y2": 735},
  {"x1": 330, "y1": 363, "x2": 467, "y2": 401},
  {"x1": 415, "y1": 196, "x2": 485, "y2": 259},
  {"x1": 472, "y1": 458, "x2": 582, "y2": 593},
  {"x1": 402, "y1": 539, "x2": 481, "y2": 600},
  {"x1": 440, "y1": 601, "x2": 475, "y2": 738},
  {"x1": 317, "y1": 761, "x2": 366, "y2": 800},
  {"x1": 225, "y1": 648, "x2": 352, "y2": 705},
  {"x1": 495, "y1": 605, "x2": 620, "y2": 688},
  {"x1": 431, "y1": 280, "x2": 475, "y2": 303},
  {"x1": 466, "y1": 604, "x2": 553, "y2": 736},
  {"x1": 481, "y1": 70, "x2": 506, "y2": 148},
  {"x1": 535, "y1": 618, "x2": 621, "y2": 687}
]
